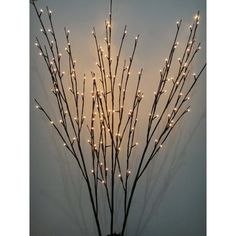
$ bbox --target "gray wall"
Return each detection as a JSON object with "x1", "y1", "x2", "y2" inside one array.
[{"x1": 30, "y1": 0, "x2": 206, "y2": 235}]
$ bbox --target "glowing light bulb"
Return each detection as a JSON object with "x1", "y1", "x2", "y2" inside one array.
[
  {"x1": 50, "y1": 121, "x2": 54, "y2": 125},
  {"x1": 59, "y1": 119, "x2": 63, "y2": 124},
  {"x1": 187, "y1": 108, "x2": 191, "y2": 112},
  {"x1": 176, "y1": 21, "x2": 179, "y2": 25},
  {"x1": 155, "y1": 139, "x2": 158, "y2": 143},
  {"x1": 179, "y1": 92, "x2": 183, "y2": 96},
  {"x1": 135, "y1": 142, "x2": 139, "y2": 146},
  {"x1": 127, "y1": 170, "x2": 131, "y2": 175},
  {"x1": 49, "y1": 10, "x2": 52, "y2": 14},
  {"x1": 101, "y1": 180, "x2": 105, "y2": 184},
  {"x1": 160, "y1": 144, "x2": 163, "y2": 148},
  {"x1": 88, "y1": 140, "x2": 90, "y2": 143},
  {"x1": 73, "y1": 137, "x2": 76, "y2": 141},
  {"x1": 35, "y1": 105, "x2": 40, "y2": 109},
  {"x1": 40, "y1": 9, "x2": 43, "y2": 13},
  {"x1": 35, "y1": 42, "x2": 38, "y2": 47},
  {"x1": 106, "y1": 168, "x2": 109, "y2": 171},
  {"x1": 91, "y1": 170, "x2": 94, "y2": 173},
  {"x1": 124, "y1": 30, "x2": 127, "y2": 34},
  {"x1": 118, "y1": 174, "x2": 121, "y2": 178},
  {"x1": 63, "y1": 143, "x2": 66, "y2": 147}
]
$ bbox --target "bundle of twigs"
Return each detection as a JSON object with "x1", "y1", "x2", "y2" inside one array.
[{"x1": 31, "y1": 0, "x2": 206, "y2": 235}]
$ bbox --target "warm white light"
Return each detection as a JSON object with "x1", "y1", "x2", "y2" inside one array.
[
  {"x1": 63, "y1": 143, "x2": 66, "y2": 146},
  {"x1": 118, "y1": 174, "x2": 121, "y2": 178},
  {"x1": 59, "y1": 119, "x2": 63, "y2": 124},
  {"x1": 101, "y1": 180, "x2": 105, "y2": 184},
  {"x1": 91, "y1": 170, "x2": 94, "y2": 173},
  {"x1": 187, "y1": 108, "x2": 191, "y2": 112},
  {"x1": 50, "y1": 121, "x2": 54, "y2": 125},
  {"x1": 160, "y1": 144, "x2": 163, "y2": 148},
  {"x1": 73, "y1": 137, "x2": 76, "y2": 141},
  {"x1": 195, "y1": 14, "x2": 199, "y2": 20},
  {"x1": 40, "y1": 9, "x2": 43, "y2": 13},
  {"x1": 35, "y1": 105, "x2": 40, "y2": 109},
  {"x1": 135, "y1": 142, "x2": 139, "y2": 146},
  {"x1": 127, "y1": 170, "x2": 131, "y2": 175}
]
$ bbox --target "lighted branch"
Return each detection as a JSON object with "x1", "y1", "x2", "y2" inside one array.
[{"x1": 31, "y1": 0, "x2": 206, "y2": 235}]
